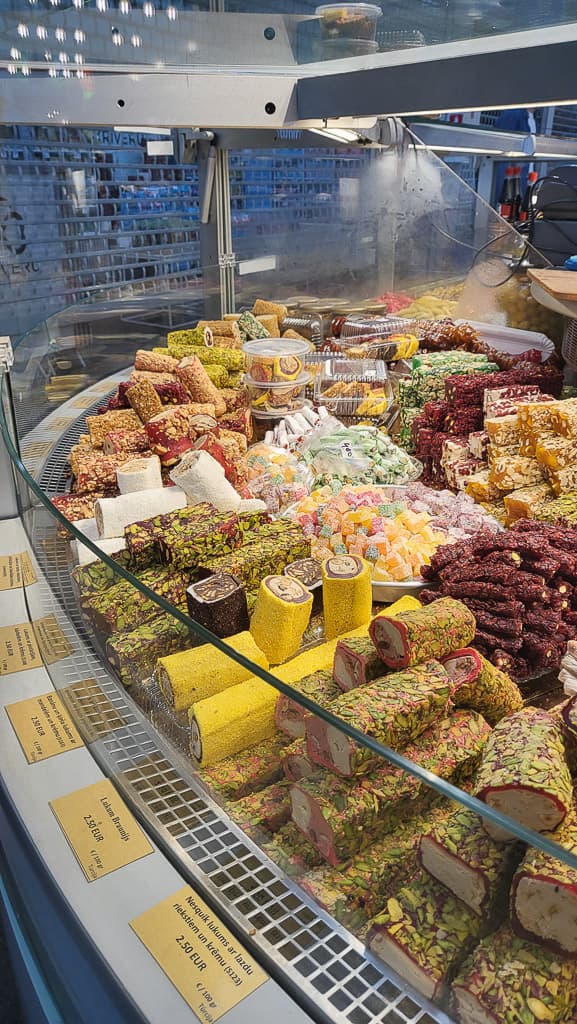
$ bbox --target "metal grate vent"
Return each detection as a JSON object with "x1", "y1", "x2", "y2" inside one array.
[{"x1": 21, "y1": 400, "x2": 451, "y2": 1024}]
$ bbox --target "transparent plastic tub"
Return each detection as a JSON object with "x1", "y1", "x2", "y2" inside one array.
[
  {"x1": 314, "y1": 358, "x2": 393, "y2": 419},
  {"x1": 321, "y1": 38, "x2": 379, "y2": 58},
  {"x1": 340, "y1": 314, "x2": 414, "y2": 340},
  {"x1": 243, "y1": 338, "x2": 311, "y2": 383},
  {"x1": 245, "y1": 372, "x2": 311, "y2": 416},
  {"x1": 315, "y1": 3, "x2": 382, "y2": 40}
]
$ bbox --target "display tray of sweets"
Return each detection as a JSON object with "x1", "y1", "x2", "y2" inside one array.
[{"x1": 286, "y1": 480, "x2": 501, "y2": 600}]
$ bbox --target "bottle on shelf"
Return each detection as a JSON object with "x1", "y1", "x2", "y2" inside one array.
[
  {"x1": 497, "y1": 165, "x2": 515, "y2": 220},
  {"x1": 519, "y1": 170, "x2": 539, "y2": 223},
  {"x1": 510, "y1": 165, "x2": 523, "y2": 223}
]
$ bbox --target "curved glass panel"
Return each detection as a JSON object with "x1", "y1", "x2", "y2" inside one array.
[{"x1": 2, "y1": 138, "x2": 576, "y2": 1023}]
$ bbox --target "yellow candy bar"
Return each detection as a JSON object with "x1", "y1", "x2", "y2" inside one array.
[
  {"x1": 545, "y1": 463, "x2": 577, "y2": 496},
  {"x1": 536, "y1": 436, "x2": 577, "y2": 470},
  {"x1": 189, "y1": 677, "x2": 278, "y2": 767},
  {"x1": 250, "y1": 575, "x2": 313, "y2": 665},
  {"x1": 322, "y1": 555, "x2": 373, "y2": 641},
  {"x1": 157, "y1": 631, "x2": 268, "y2": 711},
  {"x1": 465, "y1": 470, "x2": 500, "y2": 503}
]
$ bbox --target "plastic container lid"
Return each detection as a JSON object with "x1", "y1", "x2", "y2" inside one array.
[
  {"x1": 316, "y1": 4, "x2": 382, "y2": 16},
  {"x1": 242, "y1": 338, "x2": 310, "y2": 359},
  {"x1": 245, "y1": 371, "x2": 311, "y2": 389}
]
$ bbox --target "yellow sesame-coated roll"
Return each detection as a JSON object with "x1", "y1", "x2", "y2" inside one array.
[
  {"x1": 250, "y1": 575, "x2": 313, "y2": 665},
  {"x1": 322, "y1": 555, "x2": 372, "y2": 640},
  {"x1": 157, "y1": 631, "x2": 268, "y2": 711},
  {"x1": 189, "y1": 677, "x2": 278, "y2": 767}
]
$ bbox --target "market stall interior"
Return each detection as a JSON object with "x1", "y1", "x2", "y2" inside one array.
[{"x1": 6, "y1": 4, "x2": 577, "y2": 1024}]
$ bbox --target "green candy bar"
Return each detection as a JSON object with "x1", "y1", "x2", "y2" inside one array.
[
  {"x1": 275, "y1": 670, "x2": 340, "y2": 740},
  {"x1": 367, "y1": 872, "x2": 484, "y2": 1003},
  {"x1": 302, "y1": 804, "x2": 450, "y2": 932},
  {"x1": 473, "y1": 707, "x2": 573, "y2": 842},
  {"x1": 262, "y1": 822, "x2": 323, "y2": 879},
  {"x1": 291, "y1": 710, "x2": 491, "y2": 866},
  {"x1": 333, "y1": 635, "x2": 384, "y2": 691},
  {"x1": 125, "y1": 502, "x2": 216, "y2": 570},
  {"x1": 157, "y1": 510, "x2": 242, "y2": 570},
  {"x1": 87, "y1": 567, "x2": 190, "y2": 635},
  {"x1": 105, "y1": 613, "x2": 193, "y2": 686},
  {"x1": 233, "y1": 781, "x2": 292, "y2": 837},
  {"x1": 419, "y1": 806, "x2": 524, "y2": 917},
  {"x1": 199, "y1": 527, "x2": 309, "y2": 592},
  {"x1": 198, "y1": 733, "x2": 287, "y2": 802},
  {"x1": 72, "y1": 552, "x2": 131, "y2": 604},
  {"x1": 452, "y1": 924, "x2": 577, "y2": 1024},
  {"x1": 306, "y1": 660, "x2": 452, "y2": 777}
]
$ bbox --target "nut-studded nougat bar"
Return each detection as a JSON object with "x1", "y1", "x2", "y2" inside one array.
[
  {"x1": 105, "y1": 612, "x2": 193, "y2": 686},
  {"x1": 86, "y1": 567, "x2": 190, "y2": 635},
  {"x1": 473, "y1": 707, "x2": 573, "y2": 841},
  {"x1": 369, "y1": 597, "x2": 475, "y2": 669},
  {"x1": 511, "y1": 812, "x2": 577, "y2": 954},
  {"x1": 306, "y1": 660, "x2": 453, "y2": 778},
  {"x1": 291, "y1": 711, "x2": 491, "y2": 866},
  {"x1": 367, "y1": 872, "x2": 484, "y2": 1002},
  {"x1": 198, "y1": 527, "x2": 309, "y2": 591},
  {"x1": 198, "y1": 732, "x2": 287, "y2": 802},
  {"x1": 275, "y1": 670, "x2": 341, "y2": 740},
  {"x1": 419, "y1": 805, "x2": 524, "y2": 916},
  {"x1": 452, "y1": 924, "x2": 577, "y2": 1024}
]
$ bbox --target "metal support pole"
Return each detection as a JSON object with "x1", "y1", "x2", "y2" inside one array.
[{"x1": 215, "y1": 150, "x2": 236, "y2": 316}]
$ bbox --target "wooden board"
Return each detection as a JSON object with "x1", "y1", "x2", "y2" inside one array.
[{"x1": 528, "y1": 268, "x2": 577, "y2": 302}]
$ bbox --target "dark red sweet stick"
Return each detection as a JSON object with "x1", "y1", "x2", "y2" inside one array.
[
  {"x1": 473, "y1": 610, "x2": 523, "y2": 638},
  {"x1": 474, "y1": 630, "x2": 523, "y2": 655}
]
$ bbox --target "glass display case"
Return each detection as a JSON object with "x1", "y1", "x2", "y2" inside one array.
[{"x1": 2, "y1": 233, "x2": 577, "y2": 1023}]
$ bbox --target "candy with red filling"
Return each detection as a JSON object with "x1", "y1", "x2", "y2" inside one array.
[
  {"x1": 306, "y1": 660, "x2": 452, "y2": 778},
  {"x1": 473, "y1": 707, "x2": 573, "y2": 841},
  {"x1": 369, "y1": 597, "x2": 476, "y2": 669}
]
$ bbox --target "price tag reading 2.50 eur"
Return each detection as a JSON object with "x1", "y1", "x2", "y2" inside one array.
[
  {"x1": 50, "y1": 778, "x2": 153, "y2": 881},
  {"x1": 131, "y1": 885, "x2": 267, "y2": 1023}
]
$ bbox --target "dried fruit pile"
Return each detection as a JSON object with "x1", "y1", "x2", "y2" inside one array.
[{"x1": 421, "y1": 519, "x2": 577, "y2": 679}]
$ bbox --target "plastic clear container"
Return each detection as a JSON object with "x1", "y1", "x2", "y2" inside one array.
[
  {"x1": 243, "y1": 338, "x2": 311, "y2": 383},
  {"x1": 314, "y1": 358, "x2": 393, "y2": 419},
  {"x1": 316, "y1": 3, "x2": 382, "y2": 40},
  {"x1": 322, "y1": 38, "x2": 379, "y2": 58},
  {"x1": 245, "y1": 372, "x2": 311, "y2": 416},
  {"x1": 340, "y1": 314, "x2": 413, "y2": 340}
]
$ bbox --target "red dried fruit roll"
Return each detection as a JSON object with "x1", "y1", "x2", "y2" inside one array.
[
  {"x1": 473, "y1": 707, "x2": 573, "y2": 841},
  {"x1": 306, "y1": 660, "x2": 453, "y2": 778},
  {"x1": 152, "y1": 380, "x2": 190, "y2": 405},
  {"x1": 290, "y1": 711, "x2": 491, "y2": 866},
  {"x1": 145, "y1": 406, "x2": 197, "y2": 465},
  {"x1": 369, "y1": 597, "x2": 476, "y2": 669}
]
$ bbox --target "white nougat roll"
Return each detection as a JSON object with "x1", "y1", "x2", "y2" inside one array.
[
  {"x1": 169, "y1": 450, "x2": 241, "y2": 511},
  {"x1": 94, "y1": 487, "x2": 187, "y2": 539},
  {"x1": 72, "y1": 517, "x2": 99, "y2": 541},
  {"x1": 73, "y1": 536, "x2": 127, "y2": 566},
  {"x1": 116, "y1": 454, "x2": 163, "y2": 494}
]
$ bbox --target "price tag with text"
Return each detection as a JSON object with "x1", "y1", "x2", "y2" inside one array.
[
  {"x1": 0, "y1": 622, "x2": 42, "y2": 675},
  {"x1": 0, "y1": 553, "x2": 37, "y2": 591},
  {"x1": 131, "y1": 886, "x2": 267, "y2": 1023},
  {"x1": 50, "y1": 778, "x2": 153, "y2": 882},
  {"x1": 6, "y1": 691, "x2": 83, "y2": 763},
  {"x1": 33, "y1": 615, "x2": 74, "y2": 665}
]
